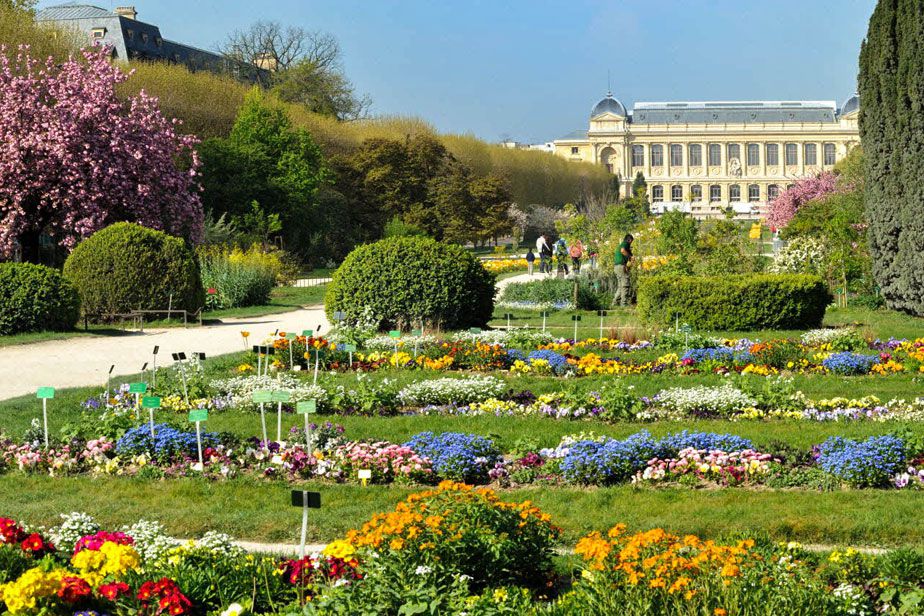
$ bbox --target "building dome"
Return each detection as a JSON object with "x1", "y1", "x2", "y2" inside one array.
[
  {"x1": 840, "y1": 93, "x2": 860, "y2": 116},
  {"x1": 591, "y1": 93, "x2": 627, "y2": 118}
]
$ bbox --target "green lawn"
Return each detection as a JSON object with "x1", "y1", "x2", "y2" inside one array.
[
  {"x1": 0, "y1": 286, "x2": 326, "y2": 348},
  {"x1": 3, "y1": 475, "x2": 923, "y2": 548}
]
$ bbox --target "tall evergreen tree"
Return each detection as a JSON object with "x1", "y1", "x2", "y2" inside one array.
[{"x1": 859, "y1": 0, "x2": 924, "y2": 315}]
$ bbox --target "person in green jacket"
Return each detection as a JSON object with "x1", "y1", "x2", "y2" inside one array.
[{"x1": 613, "y1": 234, "x2": 634, "y2": 306}]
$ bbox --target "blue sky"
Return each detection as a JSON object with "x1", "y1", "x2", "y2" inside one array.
[{"x1": 42, "y1": 0, "x2": 876, "y2": 142}]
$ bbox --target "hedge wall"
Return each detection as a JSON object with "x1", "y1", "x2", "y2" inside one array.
[
  {"x1": 637, "y1": 274, "x2": 831, "y2": 331},
  {"x1": 0, "y1": 262, "x2": 80, "y2": 335}
]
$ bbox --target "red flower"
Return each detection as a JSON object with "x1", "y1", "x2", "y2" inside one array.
[
  {"x1": 58, "y1": 576, "x2": 93, "y2": 602},
  {"x1": 137, "y1": 580, "x2": 156, "y2": 600},
  {"x1": 207, "y1": 287, "x2": 217, "y2": 295},
  {"x1": 98, "y1": 581, "x2": 131, "y2": 600},
  {"x1": 0, "y1": 518, "x2": 24, "y2": 544},
  {"x1": 21, "y1": 532, "x2": 54, "y2": 556},
  {"x1": 74, "y1": 530, "x2": 134, "y2": 554}
]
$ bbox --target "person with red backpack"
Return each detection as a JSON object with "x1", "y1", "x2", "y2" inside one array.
[{"x1": 569, "y1": 239, "x2": 584, "y2": 274}]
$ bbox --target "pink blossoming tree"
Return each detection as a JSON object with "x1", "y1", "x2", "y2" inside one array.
[
  {"x1": 765, "y1": 171, "x2": 842, "y2": 231},
  {"x1": 0, "y1": 46, "x2": 202, "y2": 261}
]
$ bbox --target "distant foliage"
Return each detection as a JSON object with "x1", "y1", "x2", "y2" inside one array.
[
  {"x1": 325, "y1": 236, "x2": 495, "y2": 330},
  {"x1": 637, "y1": 274, "x2": 830, "y2": 331},
  {"x1": 0, "y1": 262, "x2": 79, "y2": 334},
  {"x1": 63, "y1": 223, "x2": 203, "y2": 317},
  {"x1": 859, "y1": 0, "x2": 924, "y2": 315},
  {"x1": 0, "y1": 46, "x2": 202, "y2": 261}
]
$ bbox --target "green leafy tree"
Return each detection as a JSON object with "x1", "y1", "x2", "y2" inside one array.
[
  {"x1": 198, "y1": 89, "x2": 328, "y2": 261},
  {"x1": 859, "y1": 0, "x2": 924, "y2": 315}
]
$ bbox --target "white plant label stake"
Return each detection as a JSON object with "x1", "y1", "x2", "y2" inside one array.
[{"x1": 36, "y1": 387, "x2": 54, "y2": 450}]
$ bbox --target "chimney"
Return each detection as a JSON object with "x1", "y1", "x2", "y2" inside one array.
[{"x1": 114, "y1": 6, "x2": 137, "y2": 20}]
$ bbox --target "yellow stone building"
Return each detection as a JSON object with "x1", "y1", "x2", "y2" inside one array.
[{"x1": 554, "y1": 93, "x2": 860, "y2": 218}]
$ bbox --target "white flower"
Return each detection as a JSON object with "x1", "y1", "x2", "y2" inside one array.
[
  {"x1": 397, "y1": 376, "x2": 505, "y2": 406},
  {"x1": 414, "y1": 565, "x2": 432, "y2": 575},
  {"x1": 220, "y1": 603, "x2": 244, "y2": 616}
]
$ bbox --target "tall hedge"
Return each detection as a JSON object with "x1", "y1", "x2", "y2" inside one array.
[
  {"x1": 859, "y1": 0, "x2": 924, "y2": 315},
  {"x1": 0, "y1": 263, "x2": 80, "y2": 334},
  {"x1": 325, "y1": 237, "x2": 495, "y2": 330},
  {"x1": 637, "y1": 274, "x2": 830, "y2": 331},
  {"x1": 63, "y1": 223, "x2": 203, "y2": 317}
]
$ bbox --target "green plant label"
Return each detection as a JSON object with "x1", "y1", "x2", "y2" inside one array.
[
  {"x1": 411, "y1": 329, "x2": 423, "y2": 337},
  {"x1": 271, "y1": 390, "x2": 291, "y2": 403},
  {"x1": 468, "y1": 327, "x2": 481, "y2": 334},
  {"x1": 128, "y1": 382, "x2": 147, "y2": 394},
  {"x1": 286, "y1": 332, "x2": 297, "y2": 340},
  {"x1": 388, "y1": 330, "x2": 401, "y2": 338},
  {"x1": 342, "y1": 344, "x2": 357, "y2": 353},
  {"x1": 252, "y1": 390, "x2": 273, "y2": 403},
  {"x1": 302, "y1": 329, "x2": 314, "y2": 337},
  {"x1": 188, "y1": 409, "x2": 208, "y2": 423},
  {"x1": 141, "y1": 396, "x2": 161, "y2": 409},
  {"x1": 503, "y1": 313, "x2": 514, "y2": 319},
  {"x1": 296, "y1": 400, "x2": 317, "y2": 414},
  {"x1": 36, "y1": 387, "x2": 55, "y2": 399},
  {"x1": 571, "y1": 315, "x2": 582, "y2": 322}
]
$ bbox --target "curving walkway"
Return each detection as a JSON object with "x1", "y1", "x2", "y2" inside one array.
[
  {"x1": 0, "y1": 307, "x2": 330, "y2": 401},
  {"x1": 0, "y1": 273, "x2": 546, "y2": 401}
]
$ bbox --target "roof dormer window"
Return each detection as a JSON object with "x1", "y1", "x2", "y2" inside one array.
[
  {"x1": 141, "y1": 32, "x2": 149, "y2": 44},
  {"x1": 91, "y1": 28, "x2": 106, "y2": 39},
  {"x1": 126, "y1": 29, "x2": 134, "y2": 40}
]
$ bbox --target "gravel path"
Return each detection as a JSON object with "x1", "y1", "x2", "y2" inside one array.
[
  {"x1": 0, "y1": 273, "x2": 537, "y2": 401},
  {"x1": 0, "y1": 306, "x2": 330, "y2": 400}
]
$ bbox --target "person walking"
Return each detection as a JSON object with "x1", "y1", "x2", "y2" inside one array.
[
  {"x1": 538, "y1": 234, "x2": 552, "y2": 274},
  {"x1": 569, "y1": 239, "x2": 584, "y2": 274},
  {"x1": 587, "y1": 241, "x2": 599, "y2": 271},
  {"x1": 525, "y1": 248, "x2": 536, "y2": 275},
  {"x1": 554, "y1": 237, "x2": 569, "y2": 276},
  {"x1": 613, "y1": 234, "x2": 634, "y2": 306}
]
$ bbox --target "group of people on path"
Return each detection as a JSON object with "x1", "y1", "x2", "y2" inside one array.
[
  {"x1": 527, "y1": 234, "x2": 596, "y2": 276},
  {"x1": 524, "y1": 233, "x2": 635, "y2": 306}
]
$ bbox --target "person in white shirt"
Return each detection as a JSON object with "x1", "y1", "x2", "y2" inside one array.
[{"x1": 536, "y1": 235, "x2": 550, "y2": 274}]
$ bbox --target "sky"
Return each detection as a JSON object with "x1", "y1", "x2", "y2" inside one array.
[{"x1": 39, "y1": 0, "x2": 877, "y2": 143}]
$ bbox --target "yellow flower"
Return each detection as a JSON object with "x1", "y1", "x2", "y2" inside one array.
[{"x1": 323, "y1": 539, "x2": 356, "y2": 560}]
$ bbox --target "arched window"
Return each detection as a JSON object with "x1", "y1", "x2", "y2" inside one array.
[
  {"x1": 671, "y1": 185, "x2": 683, "y2": 201},
  {"x1": 709, "y1": 185, "x2": 721, "y2": 202},
  {"x1": 727, "y1": 143, "x2": 741, "y2": 162},
  {"x1": 670, "y1": 144, "x2": 683, "y2": 167},
  {"x1": 652, "y1": 185, "x2": 664, "y2": 202},
  {"x1": 768, "y1": 184, "x2": 780, "y2": 201},
  {"x1": 729, "y1": 185, "x2": 741, "y2": 202},
  {"x1": 748, "y1": 184, "x2": 760, "y2": 202},
  {"x1": 747, "y1": 143, "x2": 760, "y2": 166},
  {"x1": 688, "y1": 144, "x2": 702, "y2": 166},
  {"x1": 691, "y1": 185, "x2": 702, "y2": 202},
  {"x1": 823, "y1": 143, "x2": 836, "y2": 165},
  {"x1": 631, "y1": 145, "x2": 645, "y2": 167},
  {"x1": 766, "y1": 144, "x2": 779, "y2": 166},
  {"x1": 804, "y1": 143, "x2": 817, "y2": 166},
  {"x1": 600, "y1": 147, "x2": 617, "y2": 173},
  {"x1": 708, "y1": 143, "x2": 721, "y2": 166},
  {"x1": 651, "y1": 145, "x2": 664, "y2": 167}
]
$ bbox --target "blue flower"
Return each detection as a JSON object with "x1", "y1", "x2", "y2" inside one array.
[
  {"x1": 822, "y1": 352, "x2": 879, "y2": 375},
  {"x1": 527, "y1": 349, "x2": 570, "y2": 375},
  {"x1": 404, "y1": 432, "x2": 500, "y2": 483},
  {"x1": 116, "y1": 423, "x2": 218, "y2": 462},
  {"x1": 816, "y1": 435, "x2": 905, "y2": 487}
]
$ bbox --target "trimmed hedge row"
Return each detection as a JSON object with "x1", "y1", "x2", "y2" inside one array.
[
  {"x1": 63, "y1": 223, "x2": 203, "y2": 317},
  {"x1": 637, "y1": 274, "x2": 831, "y2": 331},
  {"x1": 499, "y1": 278, "x2": 606, "y2": 311},
  {"x1": 325, "y1": 237, "x2": 495, "y2": 330},
  {"x1": 0, "y1": 263, "x2": 80, "y2": 335}
]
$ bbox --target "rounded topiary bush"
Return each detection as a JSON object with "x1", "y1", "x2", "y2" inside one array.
[
  {"x1": 0, "y1": 263, "x2": 80, "y2": 334},
  {"x1": 325, "y1": 237, "x2": 495, "y2": 330},
  {"x1": 63, "y1": 222, "x2": 203, "y2": 317}
]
